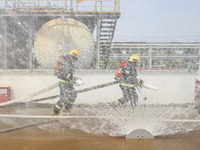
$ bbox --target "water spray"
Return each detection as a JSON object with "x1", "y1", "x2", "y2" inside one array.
[{"x1": 137, "y1": 82, "x2": 158, "y2": 101}]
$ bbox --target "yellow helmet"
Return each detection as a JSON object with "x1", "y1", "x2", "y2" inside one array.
[
  {"x1": 129, "y1": 55, "x2": 140, "y2": 63},
  {"x1": 69, "y1": 49, "x2": 81, "y2": 58}
]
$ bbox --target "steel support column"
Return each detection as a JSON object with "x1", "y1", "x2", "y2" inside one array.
[
  {"x1": 4, "y1": 20, "x2": 7, "y2": 70},
  {"x1": 96, "y1": 18, "x2": 101, "y2": 69},
  {"x1": 29, "y1": 19, "x2": 33, "y2": 70},
  {"x1": 199, "y1": 47, "x2": 200, "y2": 74}
]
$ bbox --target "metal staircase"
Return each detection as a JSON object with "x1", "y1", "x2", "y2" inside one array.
[{"x1": 99, "y1": 18, "x2": 117, "y2": 69}]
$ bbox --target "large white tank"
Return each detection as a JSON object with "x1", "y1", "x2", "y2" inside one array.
[{"x1": 34, "y1": 18, "x2": 95, "y2": 69}]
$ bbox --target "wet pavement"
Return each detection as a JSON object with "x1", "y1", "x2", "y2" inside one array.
[
  {"x1": 0, "y1": 125, "x2": 200, "y2": 150},
  {"x1": 0, "y1": 103, "x2": 200, "y2": 150}
]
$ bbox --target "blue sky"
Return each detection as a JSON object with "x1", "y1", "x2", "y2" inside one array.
[{"x1": 113, "y1": 0, "x2": 200, "y2": 42}]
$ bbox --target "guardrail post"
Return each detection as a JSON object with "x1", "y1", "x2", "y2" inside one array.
[{"x1": 149, "y1": 45, "x2": 152, "y2": 69}]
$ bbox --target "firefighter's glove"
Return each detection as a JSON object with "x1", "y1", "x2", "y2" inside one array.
[
  {"x1": 74, "y1": 78, "x2": 83, "y2": 86},
  {"x1": 138, "y1": 79, "x2": 144, "y2": 88},
  {"x1": 114, "y1": 76, "x2": 120, "y2": 81}
]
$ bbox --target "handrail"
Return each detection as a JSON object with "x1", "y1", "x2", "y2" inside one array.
[{"x1": 4, "y1": 0, "x2": 120, "y2": 13}]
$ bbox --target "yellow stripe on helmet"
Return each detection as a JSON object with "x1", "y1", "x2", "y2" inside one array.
[
  {"x1": 69, "y1": 49, "x2": 81, "y2": 58},
  {"x1": 129, "y1": 55, "x2": 140, "y2": 63}
]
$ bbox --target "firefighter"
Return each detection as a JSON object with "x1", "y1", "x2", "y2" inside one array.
[
  {"x1": 110, "y1": 55, "x2": 143, "y2": 110},
  {"x1": 52, "y1": 49, "x2": 83, "y2": 116}
]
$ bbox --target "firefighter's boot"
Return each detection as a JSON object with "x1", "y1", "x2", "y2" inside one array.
[
  {"x1": 52, "y1": 111, "x2": 63, "y2": 116},
  {"x1": 52, "y1": 104, "x2": 63, "y2": 116}
]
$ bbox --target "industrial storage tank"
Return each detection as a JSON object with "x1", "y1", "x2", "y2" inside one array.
[{"x1": 34, "y1": 18, "x2": 95, "y2": 69}]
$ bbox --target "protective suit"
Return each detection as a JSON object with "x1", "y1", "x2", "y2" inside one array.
[
  {"x1": 52, "y1": 49, "x2": 82, "y2": 116},
  {"x1": 111, "y1": 55, "x2": 143, "y2": 110}
]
